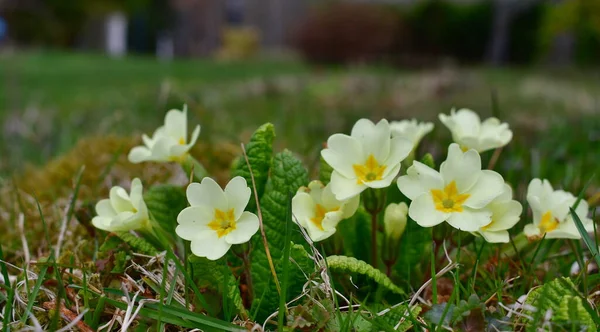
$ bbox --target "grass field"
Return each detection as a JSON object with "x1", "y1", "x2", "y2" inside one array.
[{"x1": 1, "y1": 51, "x2": 600, "y2": 330}]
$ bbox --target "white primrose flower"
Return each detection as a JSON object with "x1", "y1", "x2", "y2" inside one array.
[
  {"x1": 384, "y1": 202, "x2": 409, "y2": 241},
  {"x1": 292, "y1": 180, "x2": 360, "y2": 242},
  {"x1": 439, "y1": 108, "x2": 512, "y2": 153},
  {"x1": 475, "y1": 184, "x2": 522, "y2": 243},
  {"x1": 176, "y1": 176, "x2": 259, "y2": 260},
  {"x1": 92, "y1": 178, "x2": 150, "y2": 232},
  {"x1": 390, "y1": 119, "x2": 434, "y2": 151},
  {"x1": 397, "y1": 143, "x2": 505, "y2": 231},
  {"x1": 321, "y1": 119, "x2": 413, "y2": 201},
  {"x1": 523, "y1": 178, "x2": 594, "y2": 239},
  {"x1": 128, "y1": 105, "x2": 200, "y2": 163}
]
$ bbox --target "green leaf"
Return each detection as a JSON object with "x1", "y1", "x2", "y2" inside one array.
[
  {"x1": 326, "y1": 255, "x2": 405, "y2": 295},
  {"x1": 188, "y1": 256, "x2": 247, "y2": 318},
  {"x1": 337, "y1": 207, "x2": 371, "y2": 263},
  {"x1": 319, "y1": 154, "x2": 333, "y2": 185},
  {"x1": 370, "y1": 304, "x2": 422, "y2": 331},
  {"x1": 231, "y1": 123, "x2": 276, "y2": 211},
  {"x1": 420, "y1": 153, "x2": 436, "y2": 169},
  {"x1": 115, "y1": 232, "x2": 158, "y2": 255},
  {"x1": 526, "y1": 277, "x2": 597, "y2": 331},
  {"x1": 250, "y1": 150, "x2": 310, "y2": 320},
  {"x1": 394, "y1": 218, "x2": 432, "y2": 285},
  {"x1": 144, "y1": 184, "x2": 188, "y2": 234}
]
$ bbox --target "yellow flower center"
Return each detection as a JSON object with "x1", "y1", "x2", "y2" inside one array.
[
  {"x1": 178, "y1": 137, "x2": 186, "y2": 145},
  {"x1": 431, "y1": 181, "x2": 470, "y2": 213},
  {"x1": 460, "y1": 145, "x2": 469, "y2": 152},
  {"x1": 353, "y1": 154, "x2": 387, "y2": 184},
  {"x1": 539, "y1": 211, "x2": 559, "y2": 233},
  {"x1": 310, "y1": 204, "x2": 339, "y2": 231},
  {"x1": 207, "y1": 208, "x2": 237, "y2": 238}
]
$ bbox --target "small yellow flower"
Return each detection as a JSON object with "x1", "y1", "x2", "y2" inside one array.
[
  {"x1": 292, "y1": 180, "x2": 359, "y2": 242},
  {"x1": 92, "y1": 178, "x2": 150, "y2": 232},
  {"x1": 321, "y1": 118, "x2": 413, "y2": 201},
  {"x1": 128, "y1": 105, "x2": 200, "y2": 163},
  {"x1": 523, "y1": 179, "x2": 593, "y2": 239},
  {"x1": 439, "y1": 108, "x2": 512, "y2": 153},
  {"x1": 176, "y1": 176, "x2": 259, "y2": 260},
  {"x1": 397, "y1": 143, "x2": 505, "y2": 231}
]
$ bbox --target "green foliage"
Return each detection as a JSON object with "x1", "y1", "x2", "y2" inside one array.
[
  {"x1": 188, "y1": 256, "x2": 247, "y2": 318},
  {"x1": 394, "y1": 217, "x2": 431, "y2": 285},
  {"x1": 326, "y1": 255, "x2": 404, "y2": 295},
  {"x1": 526, "y1": 277, "x2": 596, "y2": 331},
  {"x1": 231, "y1": 123, "x2": 276, "y2": 211},
  {"x1": 420, "y1": 153, "x2": 436, "y2": 169},
  {"x1": 319, "y1": 155, "x2": 334, "y2": 185},
  {"x1": 337, "y1": 207, "x2": 372, "y2": 263},
  {"x1": 144, "y1": 184, "x2": 188, "y2": 234},
  {"x1": 114, "y1": 232, "x2": 158, "y2": 256},
  {"x1": 370, "y1": 304, "x2": 422, "y2": 331}
]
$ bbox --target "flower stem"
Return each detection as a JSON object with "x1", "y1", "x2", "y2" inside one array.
[
  {"x1": 487, "y1": 147, "x2": 503, "y2": 170},
  {"x1": 371, "y1": 211, "x2": 378, "y2": 269}
]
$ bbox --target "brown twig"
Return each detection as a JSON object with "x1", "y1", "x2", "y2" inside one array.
[
  {"x1": 487, "y1": 147, "x2": 503, "y2": 170},
  {"x1": 42, "y1": 300, "x2": 94, "y2": 332},
  {"x1": 241, "y1": 143, "x2": 281, "y2": 296}
]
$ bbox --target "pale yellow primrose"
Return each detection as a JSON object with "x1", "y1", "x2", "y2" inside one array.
[
  {"x1": 439, "y1": 108, "x2": 512, "y2": 153},
  {"x1": 92, "y1": 178, "x2": 150, "y2": 232},
  {"x1": 321, "y1": 119, "x2": 413, "y2": 201},
  {"x1": 390, "y1": 119, "x2": 434, "y2": 151},
  {"x1": 292, "y1": 180, "x2": 359, "y2": 242},
  {"x1": 475, "y1": 184, "x2": 522, "y2": 243},
  {"x1": 397, "y1": 143, "x2": 505, "y2": 231},
  {"x1": 524, "y1": 178, "x2": 593, "y2": 239},
  {"x1": 176, "y1": 176, "x2": 259, "y2": 260},
  {"x1": 384, "y1": 202, "x2": 409, "y2": 240},
  {"x1": 128, "y1": 105, "x2": 200, "y2": 163}
]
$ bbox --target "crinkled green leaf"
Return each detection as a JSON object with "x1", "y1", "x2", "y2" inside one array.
[
  {"x1": 231, "y1": 123, "x2": 275, "y2": 211},
  {"x1": 326, "y1": 255, "x2": 405, "y2": 295},
  {"x1": 144, "y1": 184, "x2": 188, "y2": 234},
  {"x1": 526, "y1": 277, "x2": 596, "y2": 331},
  {"x1": 188, "y1": 256, "x2": 247, "y2": 318},
  {"x1": 111, "y1": 251, "x2": 128, "y2": 274},
  {"x1": 115, "y1": 232, "x2": 158, "y2": 256},
  {"x1": 249, "y1": 150, "x2": 310, "y2": 320}
]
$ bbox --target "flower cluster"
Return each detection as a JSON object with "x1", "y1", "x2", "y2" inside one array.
[{"x1": 90, "y1": 104, "x2": 595, "y2": 263}]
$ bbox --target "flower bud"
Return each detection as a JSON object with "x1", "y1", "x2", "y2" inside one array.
[{"x1": 384, "y1": 202, "x2": 408, "y2": 240}]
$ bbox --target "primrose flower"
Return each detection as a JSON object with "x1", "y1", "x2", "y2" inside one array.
[
  {"x1": 128, "y1": 105, "x2": 200, "y2": 163},
  {"x1": 390, "y1": 119, "x2": 434, "y2": 151},
  {"x1": 439, "y1": 108, "x2": 512, "y2": 153},
  {"x1": 92, "y1": 178, "x2": 150, "y2": 232},
  {"x1": 321, "y1": 119, "x2": 413, "y2": 200},
  {"x1": 176, "y1": 176, "x2": 259, "y2": 260},
  {"x1": 292, "y1": 180, "x2": 359, "y2": 242},
  {"x1": 397, "y1": 143, "x2": 505, "y2": 231},
  {"x1": 523, "y1": 179, "x2": 593, "y2": 239},
  {"x1": 475, "y1": 184, "x2": 522, "y2": 243},
  {"x1": 384, "y1": 202, "x2": 409, "y2": 240}
]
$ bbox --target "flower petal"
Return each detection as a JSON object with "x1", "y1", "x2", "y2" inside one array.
[
  {"x1": 440, "y1": 144, "x2": 481, "y2": 193},
  {"x1": 109, "y1": 186, "x2": 134, "y2": 212},
  {"x1": 225, "y1": 211, "x2": 259, "y2": 244},
  {"x1": 128, "y1": 146, "x2": 153, "y2": 163},
  {"x1": 397, "y1": 161, "x2": 443, "y2": 200},
  {"x1": 95, "y1": 199, "x2": 116, "y2": 218},
  {"x1": 321, "y1": 134, "x2": 364, "y2": 178},
  {"x1": 292, "y1": 192, "x2": 316, "y2": 227},
  {"x1": 350, "y1": 118, "x2": 391, "y2": 162},
  {"x1": 225, "y1": 176, "x2": 251, "y2": 219},
  {"x1": 164, "y1": 108, "x2": 187, "y2": 140},
  {"x1": 340, "y1": 194, "x2": 360, "y2": 219},
  {"x1": 478, "y1": 230, "x2": 509, "y2": 243},
  {"x1": 92, "y1": 216, "x2": 114, "y2": 231},
  {"x1": 330, "y1": 171, "x2": 367, "y2": 201},
  {"x1": 408, "y1": 194, "x2": 448, "y2": 227},
  {"x1": 483, "y1": 200, "x2": 522, "y2": 231},
  {"x1": 463, "y1": 170, "x2": 505, "y2": 209},
  {"x1": 383, "y1": 136, "x2": 413, "y2": 176},
  {"x1": 523, "y1": 224, "x2": 541, "y2": 238},
  {"x1": 364, "y1": 164, "x2": 400, "y2": 189},
  {"x1": 446, "y1": 208, "x2": 492, "y2": 232},
  {"x1": 186, "y1": 178, "x2": 228, "y2": 210},
  {"x1": 190, "y1": 231, "x2": 231, "y2": 260},
  {"x1": 177, "y1": 205, "x2": 214, "y2": 231}
]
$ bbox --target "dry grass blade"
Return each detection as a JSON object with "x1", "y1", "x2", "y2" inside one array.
[
  {"x1": 240, "y1": 143, "x2": 281, "y2": 296},
  {"x1": 42, "y1": 300, "x2": 94, "y2": 332}
]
